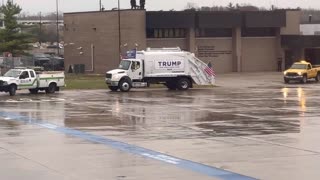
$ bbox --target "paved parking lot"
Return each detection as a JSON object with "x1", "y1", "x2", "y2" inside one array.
[{"x1": 0, "y1": 72, "x2": 320, "y2": 180}]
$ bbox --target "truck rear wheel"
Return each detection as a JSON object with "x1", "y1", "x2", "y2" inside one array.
[
  {"x1": 316, "y1": 73, "x2": 320, "y2": 82},
  {"x1": 119, "y1": 79, "x2": 131, "y2": 92},
  {"x1": 46, "y1": 83, "x2": 56, "y2": 94},
  {"x1": 177, "y1": 78, "x2": 191, "y2": 90},
  {"x1": 9, "y1": 85, "x2": 17, "y2": 96},
  {"x1": 108, "y1": 86, "x2": 118, "y2": 92},
  {"x1": 29, "y1": 89, "x2": 39, "y2": 94}
]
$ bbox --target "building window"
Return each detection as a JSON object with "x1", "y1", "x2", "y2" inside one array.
[
  {"x1": 147, "y1": 28, "x2": 186, "y2": 38},
  {"x1": 196, "y1": 28, "x2": 233, "y2": 37},
  {"x1": 164, "y1": 29, "x2": 169, "y2": 38},
  {"x1": 242, "y1": 27, "x2": 276, "y2": 37},
  {"x1": 169, "y1": 29, "x2": 174, "y2": 37},
  {"x1": 158, "y1": 29, "x2": 163, "y2": 38},
  {"x1": 0, "y1": 20, "x2": 3, "y2": 28},
  {"x1": 195, "y1": 28, "x2": 232, "y2": 38}
]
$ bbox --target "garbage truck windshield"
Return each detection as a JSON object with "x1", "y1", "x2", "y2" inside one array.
[{"x1": 119, "y1": 60, "x2": 131, "y2": 70}]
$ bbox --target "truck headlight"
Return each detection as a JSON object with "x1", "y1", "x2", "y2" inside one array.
[
  {"x1": 283, "y1": 71, "x2": 287, "y2": 75},
  {"x1": 2, "y1": 81, "x2": 8, "y2": 85},
  {"x1": 298, "y1": 72, "x2": 302, "y2": 76}
]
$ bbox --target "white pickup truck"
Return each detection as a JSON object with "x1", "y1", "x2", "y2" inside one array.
[{"x1": 0, "y1": 68, "x2": 65, "y2": 96}]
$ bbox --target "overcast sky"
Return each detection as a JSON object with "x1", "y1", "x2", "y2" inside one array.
[{"x1": 7, "y1": 0, "x2": 320, "y2": 14}]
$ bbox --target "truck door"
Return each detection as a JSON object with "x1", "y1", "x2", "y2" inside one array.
[
  {"x1": 307, "y1": 64, "x2": 316, "y2": 78},
  {"x1": 129, "y1": 60, "x2": 143, "y2": 80},
  {"x1": 18, "y1": 71, "x2": 35, "y2": 89},
  {"x1": 29, "y1": 70, "x2": 38, "y2": 89}
]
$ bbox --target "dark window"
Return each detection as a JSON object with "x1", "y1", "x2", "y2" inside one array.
[
  {"x1": 21, "y1": 71, "x2": 29, "y2": 78},
  {"x1": 0, "y1": 20, "x2": 3, "y2": 27},
  {"x1": 147, "y1": 28, "x2": 154, "y2": 38},
  {"x1": 131, "y1": 61, "x2": 141, "y2": 70},
  {"x1": 195, "y1": 28, "x2": 232, "y2": 38},
  {"x1": 147, "y1": 28, "x2": 186, "y2": 38},
  {"x1": 242, "y1": 28, "x2": 276, "y2": 37},
  {"x1": 29, "y1": 71, "x2": 35, "y2": 78}
]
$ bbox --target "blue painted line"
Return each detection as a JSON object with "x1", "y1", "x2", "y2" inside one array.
[{"x1": 0, "y1": 111, "x2": 256, "y2": 180}]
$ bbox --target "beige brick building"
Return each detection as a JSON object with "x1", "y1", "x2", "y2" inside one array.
[{"x1": 64, "y1": 9, "x2": 320, "y2": 74}]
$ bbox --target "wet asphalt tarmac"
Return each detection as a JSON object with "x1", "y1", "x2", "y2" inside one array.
[{"x1": 0, "y1": 72, "x2": 320, "y2": 180}]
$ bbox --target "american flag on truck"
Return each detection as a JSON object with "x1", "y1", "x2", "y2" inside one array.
[{"x1": 204, "y1": 62, "x2": 216, "y2": 77}]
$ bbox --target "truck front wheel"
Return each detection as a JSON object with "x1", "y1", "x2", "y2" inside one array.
[
  {"x1": 177, "y1": 78, "x2": 191, "y2": 90},
  {"x1": 284, "y1": 78, "x2": 289, "y2": 84},
  {"x1": 301, "y1": 75, "x2": 307, "y2": 84},
  {"x1": 119, "y1": 79, "x2": 131, "y2": 92},
  {"x1": 9, "y1": 85, "x2": 17, "y2": 96}
]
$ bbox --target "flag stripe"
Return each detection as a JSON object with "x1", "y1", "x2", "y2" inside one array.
[{"x1": 204, "y1": 66, "x2": 216, "y2": 77}]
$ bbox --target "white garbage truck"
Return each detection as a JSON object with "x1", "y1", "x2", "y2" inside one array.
[
  {"x1": 0, "y1": 67, "x2": 65, "y2": 96},
  {"x1": 105, "y1": 48, "x2": 215, "y2": 92}
]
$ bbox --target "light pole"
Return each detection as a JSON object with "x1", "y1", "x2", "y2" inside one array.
[
  {"x1": 118, "y1": 0, "x2": 121, "y2": 62},
  {"x1": 39, "y1": 12, "x2": 42, "y2": 46},
  {"x1": 56, "y1": 0, "x2": 60, "y2": 56}
]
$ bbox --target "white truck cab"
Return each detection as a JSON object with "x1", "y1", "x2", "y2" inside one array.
[
  {"x1": 106, "y1": 48, "x2": 215, "y2": 92},
  {"x1": 0, "y1": 68, "x2": 65, "y2": 96}
]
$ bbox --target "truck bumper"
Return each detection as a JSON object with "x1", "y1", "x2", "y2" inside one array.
[
  {"x1": 284, "y1": 75, "x2": 303, "y2": 81},
  {"x1": 105, "y1": 80, "x2": 119, "y2": 87}
]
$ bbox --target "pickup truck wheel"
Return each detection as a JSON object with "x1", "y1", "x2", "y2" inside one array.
[
  {"x1": 177, "y1": 78, "x2": 191, "y2": 90},
  {"x1": 108, "y1": 86, "x2": 118, "y2": 92},
  {"x1": 301, "y1": 75, "x2": 307, "y2": 84},
  {"x1": 29, "y1": 89, "x2": 39, "y2": 94},
  {"x1": 9, "y1": 85, "x2": 16, "y2": 96},
  {"x1": 119, "y1": 79, "x2": 131, "y2": 92},
  {"x1": 284, "y1": 78, "x2": 289, "y2": 84},
  {"x1": 316, "y1": 73, "x2": 320, "y2": 82},
  {"x1": 46, "y1": 83, "x2": 56, "y2": 94}
]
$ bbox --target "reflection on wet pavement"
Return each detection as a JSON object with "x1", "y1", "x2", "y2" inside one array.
[{"x1": 0, "y1": 85, "x2": 318, "y2": 140}]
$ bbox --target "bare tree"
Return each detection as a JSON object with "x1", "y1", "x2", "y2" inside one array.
[
  {"x1": 185, "y1": 2, "x2": 198, "y2": 10},
  {"x1": 227, "y1": 2, "x2": 234, "y2": 10}
]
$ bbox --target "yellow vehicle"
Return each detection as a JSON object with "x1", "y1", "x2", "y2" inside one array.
[{"x1": 283, "y1": 60, "x2": 320, "y2": 84}]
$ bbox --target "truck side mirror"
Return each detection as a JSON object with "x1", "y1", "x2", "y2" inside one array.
[{"x1": 19, "y1": 75, "x2": 25, "y2": 79}]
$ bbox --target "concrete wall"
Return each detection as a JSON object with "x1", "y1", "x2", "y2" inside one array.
[
  {"x1": 196, "y1": 38, "x2": 233, "y2": 73},
  {"x1": 281, "y1": 10, "x2": 301, "y2": 35},
  {"x1": 241, "y1": 37, "x2": 277, "y2": 72},
  {"x1": 64, "y1": 10, "x2": 146, "y2": 74}
]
